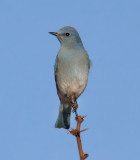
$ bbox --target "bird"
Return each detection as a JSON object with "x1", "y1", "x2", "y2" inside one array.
[{"x1": 49, "y1": 26, "x2": 91, "y2": 129}]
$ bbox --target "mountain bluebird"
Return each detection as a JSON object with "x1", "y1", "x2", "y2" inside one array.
[{"x1": 49, "y1": 26, "x2": 91, "y2": 129}]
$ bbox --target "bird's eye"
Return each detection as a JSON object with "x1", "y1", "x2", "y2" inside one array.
[{"x1": 65, "y1": 33, "x2": 70, "y2": 36}]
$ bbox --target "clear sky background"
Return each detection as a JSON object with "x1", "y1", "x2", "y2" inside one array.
[{"x1": 0, "y1": 0, "x2": 140, "y2": 160}]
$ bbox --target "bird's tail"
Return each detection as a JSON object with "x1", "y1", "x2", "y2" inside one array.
[{"x1": 55, "y1": 102, "x2": 71, "y2": 129}]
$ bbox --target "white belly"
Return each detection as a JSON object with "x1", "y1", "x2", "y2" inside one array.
[{"x1": 56, "y1": 64, "x2": 89, "y2": 98}]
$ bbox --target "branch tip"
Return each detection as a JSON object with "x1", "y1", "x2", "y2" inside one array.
[
  {"x1": 80, "y1": 128, "x2": 88, "y2": 132},
  {"x1": 82, "y1": 115, "x2": 87, "y2": 119}
]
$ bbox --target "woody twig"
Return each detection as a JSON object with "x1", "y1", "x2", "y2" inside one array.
[{"x1": 67, "y1": 103, "x2": 88, "y2": 160}]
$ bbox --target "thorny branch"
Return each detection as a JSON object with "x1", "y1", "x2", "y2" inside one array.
[{"x1": 67, "y1": 103, "x2": 88, "y2": 160}]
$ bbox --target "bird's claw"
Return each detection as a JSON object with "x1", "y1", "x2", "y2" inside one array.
[{"x1": 72, "y1": 102, "x2": 78, "y2": 113}]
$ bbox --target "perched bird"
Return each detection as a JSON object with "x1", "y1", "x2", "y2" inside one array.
[{"x1": 49, "y1": 26, "x2": 91, "y2": 129}]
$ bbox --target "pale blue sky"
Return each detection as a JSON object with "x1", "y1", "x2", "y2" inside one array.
[{"x1": 0, "y1": 0, "x2": 140, "y2": 160}]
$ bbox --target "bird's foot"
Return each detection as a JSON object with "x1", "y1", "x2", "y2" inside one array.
[
  {"x1": 71, "y1": 94, "x2": 76, "y2": 104},
  {"x1": 72, "y1": 102, "x2": 78, "y2": 113}
]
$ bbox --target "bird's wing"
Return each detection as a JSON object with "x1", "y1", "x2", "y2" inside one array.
[
  {"x1": 54, "y1": 56, "x2": 60, "y2": 94},
  {"x1": 88, "y1": 57, "x2": 92, "y2": 69},
  {"x1": 84, "y1": 49, "x2": 92, "y2": 69}
]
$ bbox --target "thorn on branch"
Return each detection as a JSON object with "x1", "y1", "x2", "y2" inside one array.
[{"x1": 80, "y1": 128, "x2": 88, "y2": 132}]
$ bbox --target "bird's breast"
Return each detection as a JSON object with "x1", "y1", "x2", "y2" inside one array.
[{"x1": 56, "y1": 49, "x2": 89, "y2": 98}]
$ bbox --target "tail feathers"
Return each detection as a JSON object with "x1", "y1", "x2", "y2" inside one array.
[{"x1": 55, "y1": 103, "x2": 71, "y2": 129}]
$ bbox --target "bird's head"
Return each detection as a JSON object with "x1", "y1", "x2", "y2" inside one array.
[{"x1": 49, "y1": 26, "x2": 84, "y2": 49}]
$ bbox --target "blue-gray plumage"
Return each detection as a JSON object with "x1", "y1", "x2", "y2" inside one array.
[{"x1": 49, "y1": 26, "x2": 91, "y2": 129}]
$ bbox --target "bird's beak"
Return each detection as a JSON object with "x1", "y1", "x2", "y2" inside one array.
[{"x1": 49, "y1": 32, "x2": 58, "y2": 36}]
